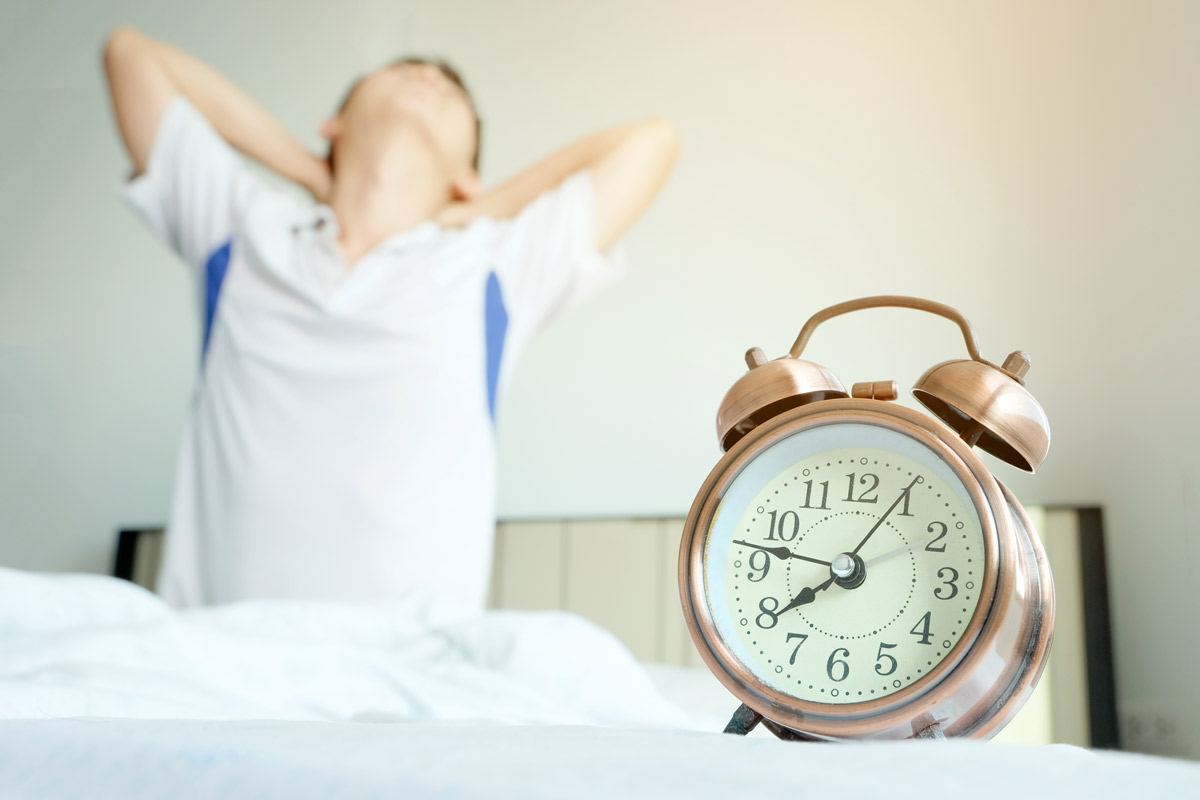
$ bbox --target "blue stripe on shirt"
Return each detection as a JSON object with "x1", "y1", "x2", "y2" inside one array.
[
  {"x1": 202, "y1": 239, "x2": 232, "y2": 362},
  {"x1": 484, "y1": 270, "x2": 509, "y2": 421}
]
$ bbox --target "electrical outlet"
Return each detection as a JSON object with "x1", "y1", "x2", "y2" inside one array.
[{"x1": 1120, "y1": 706, "x2": 1189, "y2": 758}]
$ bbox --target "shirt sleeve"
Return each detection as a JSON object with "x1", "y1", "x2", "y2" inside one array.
[
  {"x1": 489, "y1": 169, "x2": 628, "y2": 338},
  {"x1": 115, "y1": 93, "x2": 261, "y2": 273}
]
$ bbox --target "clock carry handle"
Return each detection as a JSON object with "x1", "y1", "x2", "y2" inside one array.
[{"x1": 788, "y1": 295, "x2": 983, "y2": 364}]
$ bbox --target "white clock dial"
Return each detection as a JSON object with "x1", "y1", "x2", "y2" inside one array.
[{"x1": 703, "y1": 422, "x2": 988, "y2": 705}]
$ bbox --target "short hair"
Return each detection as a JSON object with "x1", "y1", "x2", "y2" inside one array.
[{"x1": 325, "y1": 57, "x2": 482, "y2": 176}]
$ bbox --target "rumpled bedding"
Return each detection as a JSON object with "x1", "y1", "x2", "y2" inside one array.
[{"x1": 0, "y1": 567, "x2": 691, "y2": 728}]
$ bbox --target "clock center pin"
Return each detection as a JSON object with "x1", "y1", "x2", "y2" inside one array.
[{"x1": 830, "y1": 552, "x2": 866, "y2": 589}]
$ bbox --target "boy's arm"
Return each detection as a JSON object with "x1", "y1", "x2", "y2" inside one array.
[
  {"x1": 103, "y1": 26, "x2": 331, "y2": 202},
  {"x1": 441, "y1": 118, "x2": 679, "y2": 251}
]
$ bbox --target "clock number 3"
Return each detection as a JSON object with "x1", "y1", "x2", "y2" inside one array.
[{"x1": 935, "y1": 567, "x2": 960, "y2": 600}]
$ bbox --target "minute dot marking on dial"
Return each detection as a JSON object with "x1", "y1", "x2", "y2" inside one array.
[{"x1": 779, "y1": 511, "x2": 916, "y2": 640}]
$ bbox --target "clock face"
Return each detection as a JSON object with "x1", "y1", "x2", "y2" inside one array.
[{"x1": 702, "y1": 421, "x2": 990, "y2": 706}]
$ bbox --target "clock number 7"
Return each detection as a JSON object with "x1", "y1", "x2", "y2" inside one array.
[{"x1": 786, "y1": 632, "x2": 808, "y2": 665}]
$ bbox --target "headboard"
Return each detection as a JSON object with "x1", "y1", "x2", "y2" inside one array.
[{"x1": 113, "y1": 506, "x2": 1115, "y2": 747}]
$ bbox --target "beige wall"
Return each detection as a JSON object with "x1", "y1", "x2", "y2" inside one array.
[{"x1": 1, "y1": 0, "x2": 1196, "y2": 756}]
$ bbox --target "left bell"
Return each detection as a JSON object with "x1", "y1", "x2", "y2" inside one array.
[{"x1": 716, "y1": 348, "x2": 847, "y2": 451}]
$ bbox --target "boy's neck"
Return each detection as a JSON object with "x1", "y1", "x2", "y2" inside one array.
[{"x1": 327, "y1": 130, "x2": 448, "y2": 269}]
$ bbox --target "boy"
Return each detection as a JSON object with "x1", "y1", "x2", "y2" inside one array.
[{"x1": 102, "y1": 27, "x2": 678, "y2": 615}]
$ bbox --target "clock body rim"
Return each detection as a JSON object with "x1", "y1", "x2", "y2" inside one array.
[{"x1": 678, "y1": 398, "x2": 1054, "y2": 740}]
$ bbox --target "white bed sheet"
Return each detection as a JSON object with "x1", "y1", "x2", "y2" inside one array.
[
  {"x1": 2, "y1": 567, "x2": 1198, "y2": 798},
  {"x1": 3, "y1": 717, "x2": 1199, "y2": 799}
]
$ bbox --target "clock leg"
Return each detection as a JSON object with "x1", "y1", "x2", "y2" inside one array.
[{"x1": 723, "y1": 703, "x2": 763, "y2": 735}]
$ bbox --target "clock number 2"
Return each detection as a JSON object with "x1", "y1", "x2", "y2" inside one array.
[{"x1": 924, "y1": 521, "x2": 949, "y2": 552}]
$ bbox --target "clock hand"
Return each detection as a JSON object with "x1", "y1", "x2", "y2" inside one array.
[
  {"x1": 850, "y1": 476, "x2": 921, "y2": 556},
  {"x1": 863, "y1": 540, "x2": 925, "y2": 568},
  {"x1": 732, "y1": 539, "x2": 832, "y2": 568},
  {"x1": 777, "y1": 574, "x2": 837, "y2": 615}
]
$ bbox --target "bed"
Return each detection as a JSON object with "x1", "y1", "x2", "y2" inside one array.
[{"x1": 3, "y1": 510, "x2": 1194, "y2": 797}]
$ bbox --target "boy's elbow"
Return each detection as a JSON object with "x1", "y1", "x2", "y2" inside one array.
[
  {"x1": 643, "y1": 116, "x2": 680, "y2": 152},
  {"x1": 102, "y1": 25, "x2": 144, "y2": 67}
]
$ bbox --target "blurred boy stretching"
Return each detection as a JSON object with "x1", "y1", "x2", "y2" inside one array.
[{"x1": 103, "y1": 27, "x2": 678, "y2": 614}]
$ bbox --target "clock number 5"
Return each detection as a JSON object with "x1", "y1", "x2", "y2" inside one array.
[{"x1": 874, "y1": 642, "x2": 898, "y2": 676}]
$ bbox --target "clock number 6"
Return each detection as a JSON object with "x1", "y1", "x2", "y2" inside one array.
[{"x1": 826, "y1": 648, "x2": 850, "y2": 682}]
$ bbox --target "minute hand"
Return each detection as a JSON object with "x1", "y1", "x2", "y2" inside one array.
[{"x1": 850, "y1": 476, "x2": 921, "y2": 556}]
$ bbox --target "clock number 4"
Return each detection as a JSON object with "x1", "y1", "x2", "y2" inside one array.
[{"x1": 909, "y1": 611, "x2": 935, "y2": 645}]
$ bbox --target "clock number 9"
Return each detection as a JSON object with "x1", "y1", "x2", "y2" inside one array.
[
  {"x1": 746, "y1": 550, "x2": 770, "y2": 582},
  {"x1": 826, "y1": 648, "x2": 850, "y2": 682},
  {"x1": 756, "y1": 597, "x2": 780, "y2": 629}
]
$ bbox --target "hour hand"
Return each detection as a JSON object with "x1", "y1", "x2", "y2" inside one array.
[
  {"x1": 778, "y1": 575, "x2": 837, "y2": 614},
  {"x1": 733, "y1": 540, "x2": 831, "y2": 567}
]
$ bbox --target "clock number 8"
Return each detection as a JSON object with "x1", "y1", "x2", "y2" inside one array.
[{"x1": 756, "y1": 597, "x2": 780, "y2": 629}]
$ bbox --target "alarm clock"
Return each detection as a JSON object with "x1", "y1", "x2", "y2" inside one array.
[{"x1": 678, "y1": 296, "x2": 1053, "y2": 741}]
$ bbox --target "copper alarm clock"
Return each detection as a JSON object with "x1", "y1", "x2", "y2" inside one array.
[{"x1": 678, "y1": 296, "x2": 1053, "y2": 740}]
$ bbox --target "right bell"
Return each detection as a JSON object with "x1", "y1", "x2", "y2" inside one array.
[{"x1": 912, "y1": 350, "x2": 1050, "y2": 473}]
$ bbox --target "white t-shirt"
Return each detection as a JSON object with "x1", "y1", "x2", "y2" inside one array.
[{"x1": 117, "y1": 94, "x2": 624, "y2": 615}]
